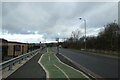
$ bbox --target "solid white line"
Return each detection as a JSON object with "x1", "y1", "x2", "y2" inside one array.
[
  {"x1": 54, "y1": 64, "x2": 70, "y2": 80},
  {"x1": 59, "y1": 53, "x2": 90, "y2": 78},
  {"x1": 59, "y1": 53, "x2": 101, "y2": 78},
  {"x1": 54, "y1": 53, "x2": 89, "y2": 79},
  {"x1": 38, "y1": 54, "x2": 49, "y2": 79}
]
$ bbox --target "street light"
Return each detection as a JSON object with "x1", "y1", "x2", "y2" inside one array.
[
  {"x1": 79, "y1": 18, "x2": 87, "y2": 50},
  {"x1": 56, "y1": 38, "x2": 59, "y2": 54}
]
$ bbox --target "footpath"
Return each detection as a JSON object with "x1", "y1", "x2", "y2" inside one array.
[{"x1": 4, "y1": 49, "x2": 46, "y2": 80}]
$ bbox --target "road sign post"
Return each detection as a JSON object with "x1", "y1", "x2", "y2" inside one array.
[{"x1": 56, "y1": 38, "x2": 59, "y2": 54}]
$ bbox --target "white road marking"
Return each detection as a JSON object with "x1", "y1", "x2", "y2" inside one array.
[
  {"x1": 59, "y1": 53, "x2": 102, "y2": 78},
  {"x1": 38, "y1": 49, "x2": 89, "y2": 79},
  {"x1": 38, "y1": 54, "x2": 49, "y2": 79},
  {"x1": 47, "y1": 48, "x2": 48, "y2": 53},
  {"x1": 54, "y1": 53, "x2": 89, "y2": 79},
  {"x1": 54, "y1": 64, "x2": 70, "y2": 80},
  {"x1": 49, "y1": 55, "x2": 50, "y2": 61},
  {"x1": 48, "y1": 49, "x2": 50, "y2": 61}
]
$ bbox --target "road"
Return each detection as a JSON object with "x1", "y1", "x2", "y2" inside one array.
[
  {"x1": 59, "y1": 48, "x2": 119, "y2": 78},
  {"x1": 5, "y1": 50, "x2": 46, "y2": 79}
]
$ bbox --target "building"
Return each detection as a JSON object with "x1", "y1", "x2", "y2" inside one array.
[
  {"x1": 0, "y1": 38, "x2": 40, "y2": 61},
  {"x1": 7, "y1": 41, "x2": 28, "y2": 57},
  {"x1": 0, "y1": 38, "x2": 8, "y2": 61}
]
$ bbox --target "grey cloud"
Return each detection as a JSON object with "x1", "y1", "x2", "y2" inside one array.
[
  {"x1": 118, "y1": 1, "x2": 120, "y2": 25},
  {"x1": 2, "y1": 2, "x2": 118, "y2": 40},
  {"x1": 0, "y1": 2, "x2": 2, "y2": 31}
]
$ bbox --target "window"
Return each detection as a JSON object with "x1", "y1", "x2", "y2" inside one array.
[{"x1": 15, "y1": 45, "x2": 21, "y2": 51}]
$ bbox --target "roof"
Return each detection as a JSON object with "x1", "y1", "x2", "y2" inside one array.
[{"x1": 0, "y1": 38, "x2": 8, "y2": 42}]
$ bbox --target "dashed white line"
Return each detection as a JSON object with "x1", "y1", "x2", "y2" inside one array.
[
  {"x1": 38, "y1": 49, "x2": 89, "y2": 79},
  {"x1": 48, "y1": 49, "x2": 50, "y2": 61},
  {"x1": 47, "y1": 48, "x2": 48, "y2": 53},
  {"x1": 49, "y1": 55, "x2": 50, "y2": 61}
]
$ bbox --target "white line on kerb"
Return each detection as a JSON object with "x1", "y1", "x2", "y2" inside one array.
[
  {"x1": 55, "y1": 53, "x2": 89, "y2": 79},
  {"x1": 59, "y1": 53, "x2": 96, "y2": 79},
  {"x1": 54, "y1": 64, "x2": 70, "y2": 80},
  {"x1": 38, "y1": 54, "x2": 49, "y2": 79}
]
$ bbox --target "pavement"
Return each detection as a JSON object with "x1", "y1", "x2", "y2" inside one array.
[
  {"x1": 58, "y1": 48, "x2": 119, "y2": 78},
  {"x1": 4, "y1": 49, "x2": 46, "y2": 79}
]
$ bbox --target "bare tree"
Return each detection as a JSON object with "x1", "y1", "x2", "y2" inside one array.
[{"x1": 71, "y1": 29, "x2": 82, "y2": 41}]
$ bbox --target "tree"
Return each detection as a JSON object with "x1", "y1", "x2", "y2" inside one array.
[
  {"x1": 98, "y1": 23, "x2": 120, "y2": 51},
  {"x1": 62, "y1": 22, "x2": 120, "y2": 52},
  {"x1": 71, "y1": 29, "x2": 82, "y2": 41}
]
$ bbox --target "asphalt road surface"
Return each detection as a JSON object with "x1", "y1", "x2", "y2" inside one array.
[
  {"x1": 59, "y1": 48, "x2": 119, "y2": 78},
  {"x1": 5, "y1": 50, "x2": 46, "y2": 79}
]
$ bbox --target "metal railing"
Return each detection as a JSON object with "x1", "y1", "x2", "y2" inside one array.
[{"x1": 0, "y1": 48, "x2": 40, "y2": 70}]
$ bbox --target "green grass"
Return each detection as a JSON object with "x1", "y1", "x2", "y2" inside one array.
[{"x1": 40, "y1": 48, "x2": 88, "y2": 79}]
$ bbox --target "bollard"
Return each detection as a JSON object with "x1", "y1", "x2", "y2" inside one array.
[
  {"x1": 19, "y1": 60, "x2": 22, "y2": 64},
  {"x1": 25, "y1": 56, "x2": 27, "y2": 60},
  {"x1": 13, "y1": 63, "x2": 15, "y2": 66},
  {"x1": 8, "y1": 65, "x2": 12, "y2": 70},
  {"x1": 24, "y1": 57, "x2": 26, "y2": 60}
]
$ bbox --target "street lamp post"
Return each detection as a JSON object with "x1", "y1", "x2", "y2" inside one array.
[
  {"x1": 56, "y1": 38, "x2": 59, "y2": 54},
  {"x1": 79, "y1": 18, "x2": 87, "y2": 50}
]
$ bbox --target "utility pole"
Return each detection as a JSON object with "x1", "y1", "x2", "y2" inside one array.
[
  {"x1": 79, "y1": 18, "x2": 87, "y2": 50},
  {"x1": 56, "y1": 38, "x2": 59, "y2": 54}
]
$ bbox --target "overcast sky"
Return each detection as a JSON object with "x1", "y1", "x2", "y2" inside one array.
[{"x1": 0, "y1": 1, "x2": 119, "y2": 43}]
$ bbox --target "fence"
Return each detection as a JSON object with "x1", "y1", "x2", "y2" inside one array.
[{"x1": 0, "y1": 48, "x2": 40, "y2": 70}]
